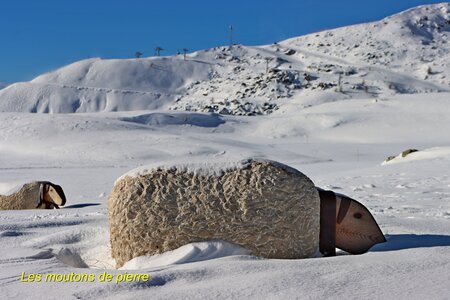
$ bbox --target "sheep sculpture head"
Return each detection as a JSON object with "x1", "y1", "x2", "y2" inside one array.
[{"x1": 318, "y1": 188, "x2": 386, "y2": 256}]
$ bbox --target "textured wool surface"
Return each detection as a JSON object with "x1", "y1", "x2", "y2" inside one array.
[
  {"x1": 109, "y1": 160, "x2": 320, "y2": 267},
  {"x1": 0, "y1": 181, "x2": 40, "y2": 210}
]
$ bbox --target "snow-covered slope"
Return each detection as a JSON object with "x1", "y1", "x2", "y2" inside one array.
[
  {"x1": 1, "y1": 3, "x2": 449, "y2": 114},
  {"x1": 1, "y1": 91, "x2": 450, "y2": 298},
  {"x1": 282, "y1": 3, "x2": 450, "y2": 87}
]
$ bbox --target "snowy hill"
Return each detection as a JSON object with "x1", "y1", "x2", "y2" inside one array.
[
  {"x1": 0, "y1": 3, "x2": 449, "y2": 114},
  {"x1": 0, "y1": 58, "x2": 211, "y2": 113}
]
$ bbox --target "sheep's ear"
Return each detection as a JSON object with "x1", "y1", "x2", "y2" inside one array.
[
  {"x1": 318, "y1": 188, "x2": 385, "y2": 256},
  {"x1": 39, "y1": 182, "x2": 66, "y2": 208}
]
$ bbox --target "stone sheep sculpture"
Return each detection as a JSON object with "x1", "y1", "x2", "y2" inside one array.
[
  {"x1": 108, "y1": 159, "x2": 385, "y2": 268},
  {"x1": 0, "y1": 181, "x2": 66, "y2": 210}
]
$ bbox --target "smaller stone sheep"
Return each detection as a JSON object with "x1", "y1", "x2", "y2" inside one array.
[{"x1": 0, "y1": 181, "x2": 66, "y2": 210}]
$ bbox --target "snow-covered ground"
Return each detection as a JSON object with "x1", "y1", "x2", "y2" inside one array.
[{"x1": 1, "y1": 3, "x2": 450, "y2": 299}]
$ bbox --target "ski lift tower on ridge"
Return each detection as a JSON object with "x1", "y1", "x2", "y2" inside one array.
[
  {"x1": 229, "y1": 25, "x2": 233, "y2": 49},
  {"x1": 155, "y1": 46, "x2": 163, "y2": 56}
]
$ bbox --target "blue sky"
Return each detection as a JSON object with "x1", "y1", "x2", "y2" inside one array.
[{"x1": 0, "y1": 0, "x2": 445, "y2": 83}]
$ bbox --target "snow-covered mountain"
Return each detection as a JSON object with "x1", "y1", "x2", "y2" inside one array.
[{"x1": 0, "y1": 3, "x2": 449, "y2": 115}]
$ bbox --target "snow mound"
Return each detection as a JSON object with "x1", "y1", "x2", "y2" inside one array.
[
  {"x1": 382, "y1": 147, "x2": 450, "y2": 165},
  {"x1": 120, "y1": 112, "x2": 225, "y2": 127},
  {"x1": 120, "y1": 240, "x2": 250, "y2": 270}
]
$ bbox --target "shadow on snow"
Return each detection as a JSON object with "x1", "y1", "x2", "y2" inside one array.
[{"x1": 370, "y1": 234, "x2": 450, "y2": 252}]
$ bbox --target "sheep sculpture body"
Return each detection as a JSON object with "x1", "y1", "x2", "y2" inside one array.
[
  {"x1": 108, "y1": 159, "x2": 320, "y2": 268},
  {"x1": 0, "y1": 182, "x2": 41, "y2": 210}
]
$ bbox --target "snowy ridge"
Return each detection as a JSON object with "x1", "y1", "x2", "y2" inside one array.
[
  {"x1": 1, "y1": 3, "x2": 449, "y2": 114},
  {"x1": 281, "y1": 3, "x2": 450, "y2": 87}
]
